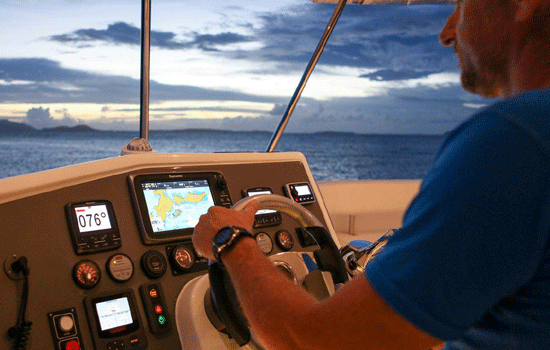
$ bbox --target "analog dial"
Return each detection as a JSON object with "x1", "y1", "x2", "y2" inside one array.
[
  {"x1": 255, "y1": 232, "x2": 273, "y2": 254},
  {"x1": 275, "y1": 230, "x2": 294, "y2": 251},
  {"x1": 73, "y1": 260, "x2": 101, "y2": 289},
  {"x1": 172, "y1": 245, "x2": 195, "y2": 270}
]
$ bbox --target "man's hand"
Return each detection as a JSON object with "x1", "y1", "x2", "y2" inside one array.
[{"x1": 192, "y1": 200, "x2": 260, "y2": 261}]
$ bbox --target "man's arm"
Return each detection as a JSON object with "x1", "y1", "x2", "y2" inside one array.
[{"x1": 193, "y1": 203, "x2": 442, "y2": 350}]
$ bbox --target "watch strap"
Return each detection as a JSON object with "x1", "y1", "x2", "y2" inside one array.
[{"x1": 212, "y1": 226, "x2": 253, "y2": 262}]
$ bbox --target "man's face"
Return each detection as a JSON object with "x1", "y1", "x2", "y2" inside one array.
[{"x1": 440, "y1": 0, "x2": 513, "y2": 97}]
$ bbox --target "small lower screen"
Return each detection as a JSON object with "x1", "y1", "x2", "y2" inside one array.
[
  {"x1": 95, "y1": 297, "x2": 133, "y2": 332},
  {"x1": 247, "y1": 189, "x2": 276, "y2": 215},
  {"x1": 295, "y1": 184, "x2": 312, "y2": 196},
  {"x1": 141, "y1": 179, "x2": 216, "y2": 233}
]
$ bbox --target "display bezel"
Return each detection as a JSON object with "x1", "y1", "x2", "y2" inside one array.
[
  {"x1": 129, "y1": 172, "x2": 224, "y2": 244},
  {"x1": 284, "y1": 182, "x2": 316, "y2": 204},
  {"x1": 90, "y1": 291, "x2": 140, "y2": 338}
]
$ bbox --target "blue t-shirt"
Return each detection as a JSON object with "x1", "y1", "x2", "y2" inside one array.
[{"x1": 366, "y1": 88, "x2": 550, "y2": 349}]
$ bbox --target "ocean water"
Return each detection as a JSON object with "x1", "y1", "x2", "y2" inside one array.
[{"x1": 0, "y1": 130, "x2": 445, "y2": 181}]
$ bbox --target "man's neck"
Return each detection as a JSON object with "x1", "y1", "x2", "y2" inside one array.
[{"x1": 506, "y1": 36, "x2": 550, "y2": 97}]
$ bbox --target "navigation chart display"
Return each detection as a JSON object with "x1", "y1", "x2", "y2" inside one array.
[{"x1": 141, "y1": 179, "x2": 216, "y2": 233}]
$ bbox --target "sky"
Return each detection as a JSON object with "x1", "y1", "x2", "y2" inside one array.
[{"x1": 0, "y1": 0, "x2": 492, "y2": 134}]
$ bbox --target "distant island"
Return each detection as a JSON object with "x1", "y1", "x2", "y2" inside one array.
[
  {"x1": 42, "y1": 124, "x2": 97, "y2": 132},
  {"x1": 0, "y1": 119, "x2": 449, "y2": 136},
  {"x1": 0, "y1": 120, "x2": 98, "y2": 133},
  {"x1": 0, "y1": 119, "x2": 37, "y2": 132}
]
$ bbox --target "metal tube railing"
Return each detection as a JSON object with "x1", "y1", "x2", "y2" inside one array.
[
  {"x1": 140, "y1": 0, "x2": 151, "y2": 140},
  {"x1": 266, "y1": 0, "x2": 347, "y2": 152}
]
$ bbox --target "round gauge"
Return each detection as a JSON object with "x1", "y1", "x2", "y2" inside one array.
[
  {"x1": 73, "y1": 260, "x2": 101, "y2": 289},
  {"x1": 141, "y1": 250, "x2": 167, "y2": 279},
  {"x1": 106, "y1": 253, "x2": 134, "y2": 282},
  {"x1": 171, "y1": 245, "x2": 196, "y2": 270},
  {"x1": 255, "y1": 232, "x2": 273, "y2": 254},
  {"x1": 275, "y1": 230, "x2": 294, "y2": 251}
]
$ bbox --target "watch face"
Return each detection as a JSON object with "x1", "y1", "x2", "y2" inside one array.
[{"x1": 214, "y1": 227, "x2": 234, "y2": 246}]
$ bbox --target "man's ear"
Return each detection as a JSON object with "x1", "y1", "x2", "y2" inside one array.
[{"x1": 513, "y1": 0, "x2": 539, "y2": 22}]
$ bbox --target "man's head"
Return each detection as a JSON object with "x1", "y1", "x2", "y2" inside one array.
[{"x1": 439, "y1": 0, "x2": 550, "y2": 98}]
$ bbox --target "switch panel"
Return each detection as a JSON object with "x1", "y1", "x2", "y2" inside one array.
[
  {"x1": 48, "y1": 308, "x2": 84, "y2": 350},
  {"x1": 139, "y1": 283, "x2": 172, "y2": 334}
]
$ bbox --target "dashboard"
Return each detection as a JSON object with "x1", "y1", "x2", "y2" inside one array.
[{"x1": 0, "y1": 152, "x2": 337, "y2": 350}]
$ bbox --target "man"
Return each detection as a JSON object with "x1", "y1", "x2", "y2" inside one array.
[{"x1": 193, "y1": 0, "x2": 550, "y2": 348}]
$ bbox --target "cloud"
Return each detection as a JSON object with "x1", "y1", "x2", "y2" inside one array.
[
  {"x1": 237, "y1": 4, "x2": 457, "y2": 74},
  {"x1": 186, "y1": 32, "x2": 254, "y2": 51},
  {"x1": 82, "y1": 83, "x2": 491, "y2": 135},
  {"x1": 2, "y1": 4, "x2": 482, "y2": 134},
  {"x1": 50, "y1": 22, "x2": 254, "y2": 51},
  {"x1": 360, "y1": 69, "x2": 441, "y2": 81},
  {"x1": 0, "y1": 58, "x2": 284, "y2": 104},
  {"x1": 46, "y1": 4, "x2": 456, "y2": 76},
  {"x1": 24, "y1": 106, "x2": 79, "y2": 129},
  {"x1": 50, "y1": 22, "x2": 186, "y2": 49}
]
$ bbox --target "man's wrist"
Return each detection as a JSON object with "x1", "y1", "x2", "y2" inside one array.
[{"x1": 212, "y1": 226, "x2": 253, "y2": 262}]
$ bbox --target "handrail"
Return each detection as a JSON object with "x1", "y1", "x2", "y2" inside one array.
[
  {"x1": 140, "y1": 0, "x2": 151, "y2": 141},
  {"x1": 266, "y1": 0, "x2": 347, "y2": 152}
]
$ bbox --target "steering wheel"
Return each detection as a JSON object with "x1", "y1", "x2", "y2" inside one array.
[{"x1": 207, "y1": 194, "x2": 348, "y2": 347}]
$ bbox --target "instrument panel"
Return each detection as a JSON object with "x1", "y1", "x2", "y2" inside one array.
[{"x1": 0, "y1": 152, "x2": 335, "y2": 350}]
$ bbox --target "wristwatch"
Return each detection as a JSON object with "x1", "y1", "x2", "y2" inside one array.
[{"x1": 212, "y1": 226, "x2": 253, "y2": 262}]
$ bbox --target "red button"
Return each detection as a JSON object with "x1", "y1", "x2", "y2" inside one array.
[
  {"x1": 154, "y1": 305, "x2": 163, "y2": 314},
  {"x1": 64, "y1": 339, "x2": 80, "y2": 350}
]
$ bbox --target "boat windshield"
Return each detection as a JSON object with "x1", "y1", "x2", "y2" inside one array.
[{"x1": 0, "y1": 1, "x2": 490, "y2": 181}]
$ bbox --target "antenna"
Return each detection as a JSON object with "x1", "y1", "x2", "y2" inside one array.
[
  {"x1": 121, "y1": 0, "x2": 153, "y2": 155},
  {"x1": 266, "y1": 0, "x2": 347, "y2": 152}
]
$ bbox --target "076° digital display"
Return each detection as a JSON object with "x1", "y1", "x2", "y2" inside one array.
[
  {"x1": 74, "y1": 204, "x2": 112, "y2": 233},
  {"x1": 66, "y1": 200, "x2": 121, "y2": 255}
]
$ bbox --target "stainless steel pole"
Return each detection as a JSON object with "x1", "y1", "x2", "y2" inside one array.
[
  {"x1": 140, "y1": 0, "x2": 151, "y2": 140},
  {"x1": 266, "y1": 0, "x2": 347, "y2": 152}
]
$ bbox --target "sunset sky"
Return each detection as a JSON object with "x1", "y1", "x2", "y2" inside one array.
[{"x1": 0, "y1": 0, "x2": 491, "y2": 134}]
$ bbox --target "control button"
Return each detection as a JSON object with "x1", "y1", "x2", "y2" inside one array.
[
  {"x1": 61, "y1": 338, "x2": 80, "y2": 350},
  {"x1": 149, "y1": 289, "x2": 158, "y2": 298},
  {"x1": 129, "y1": 336, "x2": 140, "y2": 347},
  {"x1": 157, "y1": 315, "x2": 167, "y2": 325},
  {"x1": 216, "y1": 178, "x2": 227, "y2": 189},
  {"x1": 141, "y1": 250, "x2": 167, "y2": 279},
  {"x1": 58, "y1": 315, "x2": 75, "y2": 333},
  {"x1": 154, "y1": 305, "x2": 163, "y2": 314}
]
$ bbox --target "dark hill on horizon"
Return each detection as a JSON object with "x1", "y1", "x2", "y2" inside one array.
[
  {"x1": 0, "y1": 119, "x2": 36, "y2": 132},
  {"x1": 0, "y1": 120, "x2": 99, "y2": 133},
  {"x1": 42, "y1": 124, "x2": 98, "y2": 132},
  {"x1": 0, "y1": 119, "x2": 449, "y2": 136}
]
